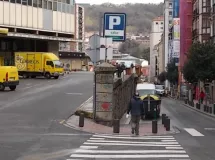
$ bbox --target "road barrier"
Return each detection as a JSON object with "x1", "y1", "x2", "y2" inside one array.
[
  {"x1": 113, "y1": 119, "x2": 120, "y2": 133},
  {"x1": 152, "y1": 120, "x2": 157, "y2": 133},
  {"x1": 165, "y1": 118, "x2": 170, "y2": 131},
  {"x1": 79, "y1": 113, "x2": 84, "y2": 127},
  {"x1": 162, "y1": 114, "x2": 166, "y2": 125}
]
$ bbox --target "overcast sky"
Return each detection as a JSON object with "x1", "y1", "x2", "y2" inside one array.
[{"x1": 76, "y1": 0, "x2": 163, "y2": 4}]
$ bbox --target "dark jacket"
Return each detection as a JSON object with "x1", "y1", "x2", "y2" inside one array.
[{"x1": 127, "y1": 96, "x2": 143, "y2": 116}]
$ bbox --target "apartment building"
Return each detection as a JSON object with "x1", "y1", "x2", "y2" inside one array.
[
  {"x1": 157, "y1": 34, "x2": 165, "y2": 74},
  {"x1": 163, "y1": 0, "x2": 173, "y2": 68},
  {"x1": 178, "y1": 0, "x2": 192, "y2": 84},
  {"x1": 0, "y1": 0, "x2": 85, "y2": 65},
  {"x1": 211, "y1": 0, "x2": 215, "y2": 42},
  {"x1": 149, "y1": 16, "x2": 163, "y2": 82},
  {"x1": 192, "y1": 0, "x2": 210, "y2": 42}
]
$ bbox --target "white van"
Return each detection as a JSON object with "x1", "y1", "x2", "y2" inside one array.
[{"x1": 136, "y1": 83, "x2": 156, "y2": 96}]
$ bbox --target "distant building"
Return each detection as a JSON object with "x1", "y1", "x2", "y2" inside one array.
[{"x1": 149, "y1": 16, "x2": 164, "y2": 82}]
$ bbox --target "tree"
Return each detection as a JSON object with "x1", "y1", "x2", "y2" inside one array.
[
  {"x1": 166, "y1": 59, "x2": 178, "y2": 85},
  {"x1": 158, "y1": 71, "x2": 167, "y2": 83},
  {"x1": 183, "y1": 60, "x2": 198, "y2": 83},
  {"x1": 185, "y1": 42, "x2": 215, "y2": 82}
]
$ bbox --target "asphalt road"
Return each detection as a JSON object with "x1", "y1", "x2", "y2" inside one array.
[
  {"x1": 162, "y1": 97, "x2": 215, "y2": 160},
  {"x1": 0, "y1": 72, "x2": 94, "y2": 160}
]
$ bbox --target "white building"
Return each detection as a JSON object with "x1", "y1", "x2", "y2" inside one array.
[
  {"x1": 163, "y1": 0, "x2": 173, "y2": 70},
  {"x1": 149, "y1": 16, "x2": 164, "y2": 82},
  {"x1": 0, "y1": 0, "x2": 84, "y2": 65}
]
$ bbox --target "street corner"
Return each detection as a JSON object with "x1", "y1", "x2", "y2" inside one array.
[{"x1": 74, "y1": 96, "x2": 94, "y2": 119}]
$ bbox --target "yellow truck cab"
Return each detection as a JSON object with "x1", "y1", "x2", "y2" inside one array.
[
  {"x1": 15, "y1": 52, "x2": 64, "y2": 79},
  {"x1": 0, "y1": 66, "x2": 19, "y2": 91}
]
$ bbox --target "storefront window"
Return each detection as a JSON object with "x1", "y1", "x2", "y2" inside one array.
[
  {"x1": 38, "y1": 0, "x2": 42, "y2": 8},
  {"x1": 33, "y1": 0, "x2": 37, "y2": 7},
  {"x1": 48, "y1": 1, "x2": 52, "y2": 10},
  {"x1": 53, "y1": 1, "x2": 57, "y2": 11},
  {"x1": 28, "y1": 0, "x2": 32, "y2": 5},
  {"x1": 16, "y1": 0, "x2": 21, "y2": 4}
]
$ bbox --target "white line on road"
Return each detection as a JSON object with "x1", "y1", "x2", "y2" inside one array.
[
  {"x1": 184, "y1": 128, "x2": 204, "y2": 136},
  {"x1": 162, "y1": 140, "x2": 177, "y2": 142},
  {"x1": 41, "y1": 133, "x2": 92, "y2": 136},
  {"x1": 94, "y1": 134, "x2": 173, "y2": 138},
  {"x1": 169, "y1": 159, "x2": 191, "y2": 160},
  {"x1": 79, "y1": 146, "x2": 98, "y2": 149},
  {"x1": 87, "y1": 140, "x2": 179, "y2": 145},
  {"x1": 65, "y1": 93, "x2": 83, "y2": 95},
  {"x1": 204, "y1": 128, "x2": 215, "y2": 130},
  {"x1": 83, "y1": 142, "x2": 181, "y2": 147},
  {"x1": 74, "y1": 149, "x2": 186, "y2": 154},
  {"x1": 165, "y1": 147, "x2": 184, "y2": 150},
  {"x1": 90, "y1": 138, "x2": 105, "y2": 140},
  {"x1": 70, "y1": 154, "x2": 189, "y2": 158},
  {"x1": 93, "y1": 135, "x2": 175, "y2": 140}
]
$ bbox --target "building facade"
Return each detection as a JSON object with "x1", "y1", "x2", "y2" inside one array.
[
  {"x1": 179, "y1": 0, "x2": 192, "y2": 84},
  {"x1": 163, "y1": 0, "x2": 173, "y2": 69},
  {"x1": 149, "y1": 16, "x2": 163, "y2": 82},
  {"x1": 0, "y1": 0, "x2": 83, "y2": 66},
  {"x1": 192, "y1": 0, "x2": 211, "y2": 42},
  {"x1": 157, "y1": 34, "x2": 165, "y2": 74}
]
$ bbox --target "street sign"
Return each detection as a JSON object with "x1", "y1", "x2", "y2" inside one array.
[
  {"x1": 89, "y1": 34, "x2": 100, "y2": 49},
  {"x1": 103, "y1": 12, "x2": 126, "y2": 42}
]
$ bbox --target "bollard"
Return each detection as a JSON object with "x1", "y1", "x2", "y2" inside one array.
[
  {"x1": 162, "y1": 114, "x2": 166, "y2": 125},
  {"x1": 165, "y1": 118, "x2": 170, "y2": 131},
  {"x1": 152, "y1": 120, "x2": 158, "y2": 133},
  {"x1": 113, "y1": 119, "x2": 120, "y2": 133},
  {"x1": 79, "y1": 113, "x2": 84, "y2": 127},
  {"x1": 164, "y1": 116, "x2": 168, "y2": 128}
]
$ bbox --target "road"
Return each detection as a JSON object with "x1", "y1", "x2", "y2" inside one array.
[
  {"x1": 0, "y1": 72, "x2": 94, "y2": 160},
  {"x1": 65, "y1": 98, "x2": 215, "y2": 160}
]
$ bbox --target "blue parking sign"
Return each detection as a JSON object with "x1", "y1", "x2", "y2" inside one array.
[{"x1": 103, "y1": 13, "x2": 126, "y2": 41}]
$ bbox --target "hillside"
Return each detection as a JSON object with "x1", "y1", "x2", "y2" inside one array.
[{"x1": 83, "y1": 3, "x2": 164, "y2": 34}]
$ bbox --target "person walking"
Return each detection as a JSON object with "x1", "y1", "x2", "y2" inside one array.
[
  {"x1": 126, "y1": 92, "x2": 144, "y2": 135},
  {"x1": 199, "y1": 90, "x2": 205, "y2": 104}
]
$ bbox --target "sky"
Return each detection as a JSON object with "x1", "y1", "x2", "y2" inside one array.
[{"x1": 76, "y1": 0, "x2": 163, "y2": 5}]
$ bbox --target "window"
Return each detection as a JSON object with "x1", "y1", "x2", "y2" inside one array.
[
  {"x1": 46, "y1": 61, "x2": 54, "y2": 67},
  {"x1": 28, "y1": 0, "x2": 32, "y2": 5},
  {"x1": 169, "y1": 11, "x2": 172, "y2": 16},
  {"x1": 169, "y1": 2, "x2": 172, "y2": 7},
  {"x1": 48, "y1": 1, "x2": 52, "y2": 10},
  {"x1": 202, "y1": 18, "x2": 210, "y2": 28},
  {"x1": 53, "y1": 2, "x2": 57, "y2": 11},
  {"x1": 155, "y1": 22, "x2": 158, "y2": 24},
  {"x1": 10, "y1": 0, "x2": 16, "y2": 3},
  {"x1": 169, "y1": 20, "x2": 172, "y2": 24},
  {"x1": 38, "y1": 0, "x2": 42, "y2": 8},
  {"x1": 16, "y1": 0, "x2": 21, "y2": 4},
  {"x1": 57, "y1": 2, "x2": 61, "y2": 11},
  {"x1": 67, "y1": 4, "x2": 70, "y2": 13},
  {"x1": 161, "y1": 22, "x2": 163, "y2": 24},
  {"x1": 43, "y1": 0, "x2": 47, "y2": 9},
  {"x1": 62, "y1": 3, "x2": 66, "y2": 12},
  {"x1": 22, "y1": 0, "x2": 27, "y2": 5},
  {"x1": 33, "y1": 0, "x2": 37, "y2": 7}
]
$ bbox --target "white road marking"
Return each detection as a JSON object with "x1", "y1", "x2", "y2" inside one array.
[
  {"x1": 65, "y1": 93, "x2": 83, "y2": 95},
  {"x1": 94, "y1": 134, "x2": 173, "y2": 138},
  {"x1": 184, "y1": 128, "x2": 204, "y2": 136},
  {"x1": 169, "y1": 159, "x2": 191, "y2": 160},
  {"x1": 204, "y1": 128, "x2": 215, "y2": 131},
  {"x1": 41, "y1": 133, "x2": 92, "y2": 136},
  {"x1": 162, "y1": 140, "x2": 177, "y2": 142},
  {"x1": 79, "y1": 146, "x2": 98, "y2": 149},
  {"x1": 70, "y1": 154, "x2": 189, "y2": 158},
  {"x1": 93, "y1": 135, "x2": 175, "y2": 140},
  {"x1": 87, "y1": 139, "x2": 179, "y2": 145},
  {"x1": 83, "y1": 142, "x2": 181, "y2": 147},
  {"x1": 165, "y1": 147, "x2": 184, "y2": 150},
  {"x1": 74, "y1": 149, "x2": 186, "y2": 154},
  {"x1": 90, "y1": 137, "x2": 105, "y2": 140}
]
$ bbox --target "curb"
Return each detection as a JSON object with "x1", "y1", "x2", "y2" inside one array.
[
  {"x1": 74, "y1": 96, "x2": 94, "y2": 119},
  {"x1": 182, "y1": 103, "x2": 215, "y2": 119}
]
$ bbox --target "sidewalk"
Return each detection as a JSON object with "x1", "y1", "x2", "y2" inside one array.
[{"x1": 68, "y1": 97, "x2": 177, "y2": 135}]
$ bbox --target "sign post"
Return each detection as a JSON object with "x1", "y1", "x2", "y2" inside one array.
[{"x1": 103, "y1": 13, "x2": 126, "y2": 42}]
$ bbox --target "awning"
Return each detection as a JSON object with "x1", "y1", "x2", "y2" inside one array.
[{"x1": 0, "y1": 28, "x2": 8, "y2": 35}]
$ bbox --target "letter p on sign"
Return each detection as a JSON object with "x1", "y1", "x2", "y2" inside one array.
[{"x1": 109, "y1": 16, "x2": 121, "y2": 29}]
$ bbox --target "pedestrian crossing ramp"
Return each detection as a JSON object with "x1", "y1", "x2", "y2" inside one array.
[{"x1": 67, "y1": 134, "x2": 190, "y2": 160}]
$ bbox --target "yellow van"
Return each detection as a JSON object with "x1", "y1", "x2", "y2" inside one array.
[{"x1": 0, "y1": 66, "x2": 19, "y2": 91}]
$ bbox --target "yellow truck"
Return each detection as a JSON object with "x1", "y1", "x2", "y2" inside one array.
[
  {"x1": 15, "y1": 52, "x2": 64, "y2": 79},
  {"x1": 0, "y1": 66, "x2": 19, "y2": 91}
]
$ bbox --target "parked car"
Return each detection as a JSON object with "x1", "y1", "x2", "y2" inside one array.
[{"x1": 155, "y1": 85, "x2": 165, "y2": 96}]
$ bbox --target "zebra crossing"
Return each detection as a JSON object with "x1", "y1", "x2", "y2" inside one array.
[{"x1": 67, "y1": 134, "x2": 190, "y2": 160}]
